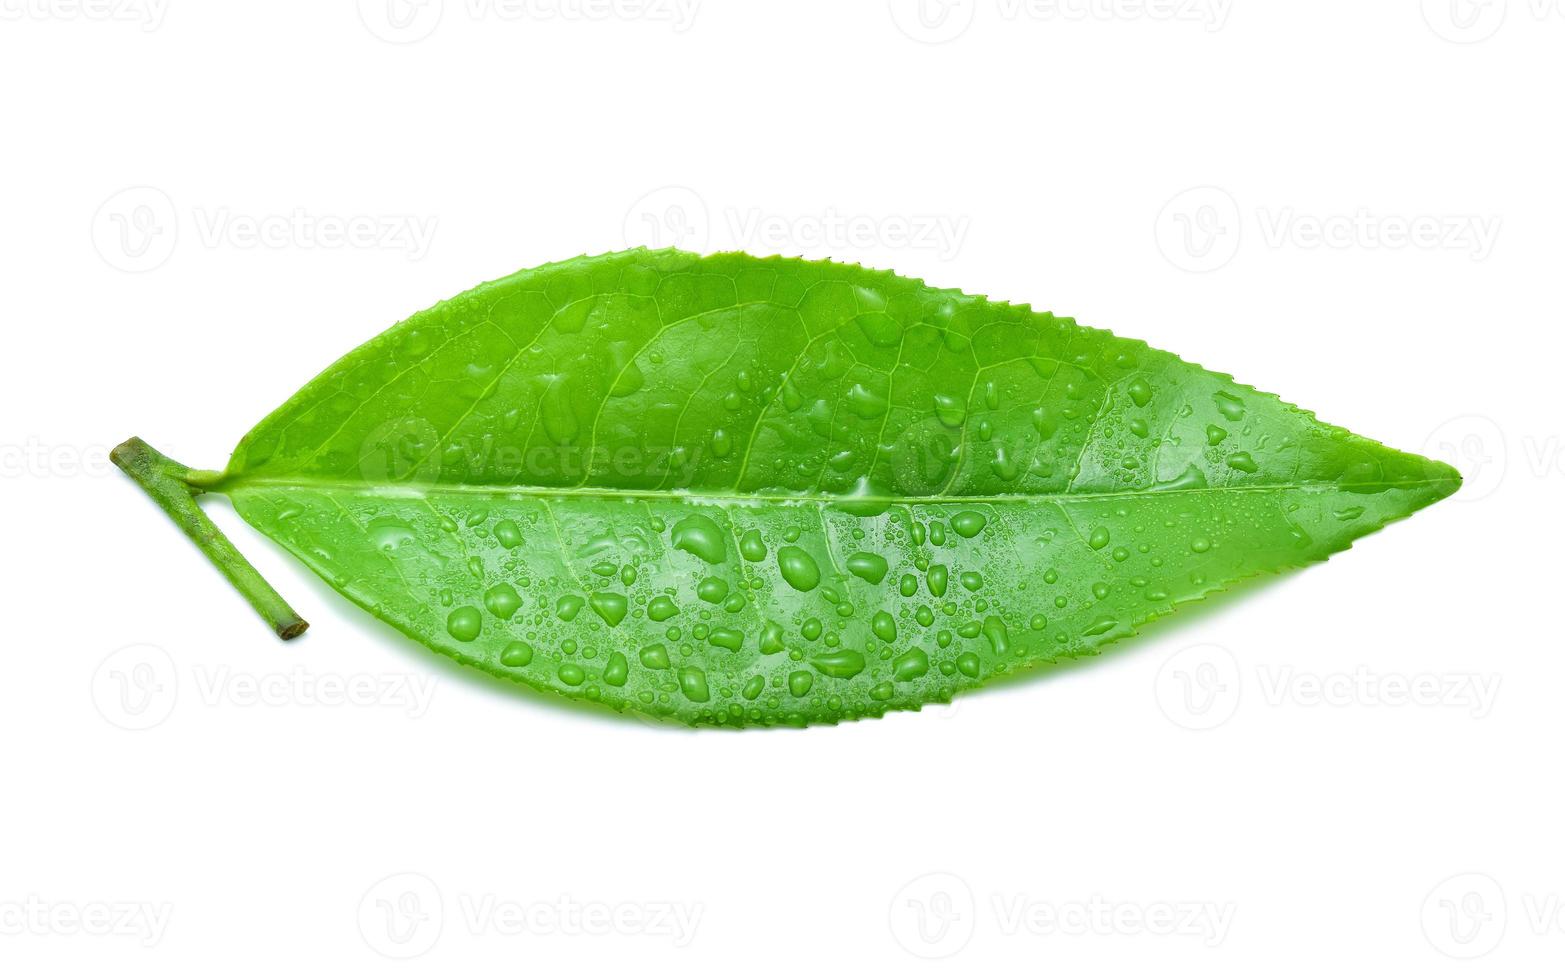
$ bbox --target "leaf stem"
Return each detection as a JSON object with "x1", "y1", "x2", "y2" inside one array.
[{"x1": 111, "y1": 436, "x2": 308, "y2": 640}]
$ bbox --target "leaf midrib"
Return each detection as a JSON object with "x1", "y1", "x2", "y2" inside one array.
[{"x1": 218, "y1": 474, "x2": 1454, "y2": 505}]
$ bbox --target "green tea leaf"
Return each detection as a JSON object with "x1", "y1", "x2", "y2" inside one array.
[{"x1": 116, "y1": 248, "x2": 1460, "y2": 727}]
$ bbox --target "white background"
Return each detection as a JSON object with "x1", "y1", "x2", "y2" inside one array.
[{"x1": 1, "y1": 1, "x2": 1558, "y2": 975}]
